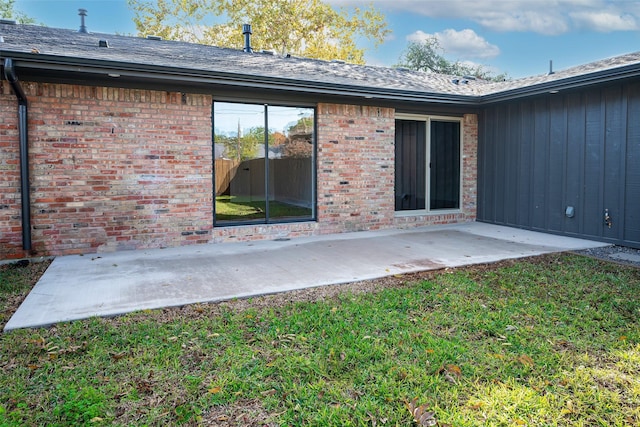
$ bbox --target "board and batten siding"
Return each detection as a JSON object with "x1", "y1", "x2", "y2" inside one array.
[{"x1": 478, "y1": 80, "x2": 640, "y2": 248}]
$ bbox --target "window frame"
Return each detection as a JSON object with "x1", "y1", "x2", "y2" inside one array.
[
  {"x1": 212, "y1": 100, "x2": 317, "y2": 227},
  {"x1": 394, "y1": 113, "x2": 464, "y2": 217}
]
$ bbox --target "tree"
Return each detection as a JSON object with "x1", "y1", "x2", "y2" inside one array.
[
  {"x1": 216, "y1": 126, "x2": 266, "y2": 160},
  {"x1": 127, "y1": 0, "x2": 389, "y2": 64},
  {"x1": 283, "y1": 116, "x2": 313, "y2": 158},
  {"x1": 0, "y1": 0, "x2": 36, "y2": 24},
  {"x1": 287, "y1": 116, "x2": 313, "y2": 136},
  {"x1": 396, "y1": 38, "x2": 507, "y2": 81}
]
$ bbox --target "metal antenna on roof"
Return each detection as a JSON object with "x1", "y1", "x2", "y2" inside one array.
[
  {"x1": 243, "y1": 24, "x2": 252, "y2": 53},
  {"x1": 78, "y1": 9, "x2": 88, "y2": 33}
]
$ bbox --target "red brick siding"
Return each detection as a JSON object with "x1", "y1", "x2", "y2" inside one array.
[
  {"x1": 315, "y1": 104, "x2": 396, "y2": 233},
  {"x1": 212, "y1": 222, "x2": 318, "y2": 243},
  {"x1": 3, "y1": 83, "x2": 213, "y2": 257},
  {"x1": 462, "y1": 113, "x2": 478, "y2": 220},
  {"x1": 0, "y1": 83, "x2": 23, "y2": 259}
]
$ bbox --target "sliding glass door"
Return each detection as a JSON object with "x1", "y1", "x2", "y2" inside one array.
[
  {"x1": 213, "y1": 102, "x2": 315, "y2": 225},
  {"x1": 395, "y1": 116, "x2": 462, "y2": 213}
]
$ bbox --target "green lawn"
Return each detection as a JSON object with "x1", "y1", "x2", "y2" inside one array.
[
  {"x1": 1, "y1": 254, "x2": 638, "y2": 426},
  {"x1": 215, "y1": 196, "x2": 312, "y2": 221}
]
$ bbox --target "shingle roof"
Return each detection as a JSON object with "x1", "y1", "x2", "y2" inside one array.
[
  {"x1": 480, "y1": 51, "x2": 640, "y2": 101},
  {"x1": 1, "y1": 22, "x2": 640, "y2": 104}
]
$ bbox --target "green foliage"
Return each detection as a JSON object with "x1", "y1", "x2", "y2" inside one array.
[
  {"x1": 1, "y1": 254, "x2": 638, "y2": 425},
  {"x1": 0, "y1": 0, "x2": 36, "y2": 24},
  {"x1": 239, "y1": 126, "x2": 266, "y2": 159},
  {"x1": 287, "y1": 116, "x2": 313, "y2": 135},
  {"x1": 215, "y1": 196, "x2": 311, "y2": 221},
  {"x1": 52, "y1": 385, "x2": 107, "y2": 425},
  {"x1": 397, "y1": 38, "x2": 508, "y2": 81},
  {"x1": 127, "y1": 0, "x2": 390, "y2": 63},
  {"x1": 215, "y1": 126, "x2": 264, "y2": 160}
]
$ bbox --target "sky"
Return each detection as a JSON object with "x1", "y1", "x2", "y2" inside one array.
[{"x1": 11, "y1": 0, "x2": 640, "y2": 78}]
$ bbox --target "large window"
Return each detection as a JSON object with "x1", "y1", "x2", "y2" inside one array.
[
  {"x1": 213, "y1": 102, "x2": 315, "y2": 225},
  {"x1": 395, "y1": 116, "x2": 461, "y2": 213}
]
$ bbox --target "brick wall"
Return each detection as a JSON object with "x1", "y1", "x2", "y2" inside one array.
[
  {"x1": 315, "y1": 104, "x2": 396, "y2": 233},
  {"x1": 1, "y1": 88, "x2": 477, "y2": 259},
  {"x1": 0, "y1": 83, "x2": 23, "y2": 258},
  {"x1": 462, "y1": 113, "x2": 478, "y2": 220},
  {"x1": 2, "y1": 82, "x2": 213, "y2": 258}
]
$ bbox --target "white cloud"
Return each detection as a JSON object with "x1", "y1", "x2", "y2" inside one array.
[
  {"x1": 328, "y1": 0, "x2": 640, "y2": 35},
  {"x1": 406, "y1": 30, "x2": 431, "y2": 43},
  {"x1": 472, "y1": 10, "x2": 571, "y2": 35},
  {"x1": 407, "y1": 28, "x2": 500, "y2": 59},
  {"x1": 570, "y1": 11, "x2": 638, "y2": 32}
]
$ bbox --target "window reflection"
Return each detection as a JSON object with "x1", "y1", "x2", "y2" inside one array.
[{"x1": 213, "y1": 102, "x2": 315, "y2": 224}]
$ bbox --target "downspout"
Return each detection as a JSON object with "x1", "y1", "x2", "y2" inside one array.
[{"x1": 3, "y1": 58, "x2": 32, "y2": 252}]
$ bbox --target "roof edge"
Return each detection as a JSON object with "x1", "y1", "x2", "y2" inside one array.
[
  {"x1": 0, "y1": 52, "x2": 479, "y2": 106},
  {"x1": 480, "y1": 62, "x2": 640, "y2": 104}
]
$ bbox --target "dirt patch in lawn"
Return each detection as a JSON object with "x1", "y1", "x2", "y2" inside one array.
[{"x1": 0, "y1": 259, "x2": 52, "y2": 328}]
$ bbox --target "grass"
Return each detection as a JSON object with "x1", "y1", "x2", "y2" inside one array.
[
  {"x1": 0, "y1": 254, "x2": 639, "y2": 426},
  {"x1": 215, "y1": 196, "x2": 312, "y2": 221}
]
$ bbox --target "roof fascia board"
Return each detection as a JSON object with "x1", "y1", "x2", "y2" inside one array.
[{"x1": 0, "y1": 52, "x2": 478, "y2": 106}]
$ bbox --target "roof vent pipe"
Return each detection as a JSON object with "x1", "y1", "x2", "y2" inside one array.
[
  {"x1": 242, "y1": 24, "x2": 252, "y2": 53},
  {"x1": 548, "y1": 59, "x2": 554, "y2": 75},
  {"x1": 78, "y1": 9, "x2": 88, "y2": 33}
]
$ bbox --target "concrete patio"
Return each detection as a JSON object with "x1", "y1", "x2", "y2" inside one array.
[{"x1": 4, "y1": 222, "x2": 609, "y2": 331}]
